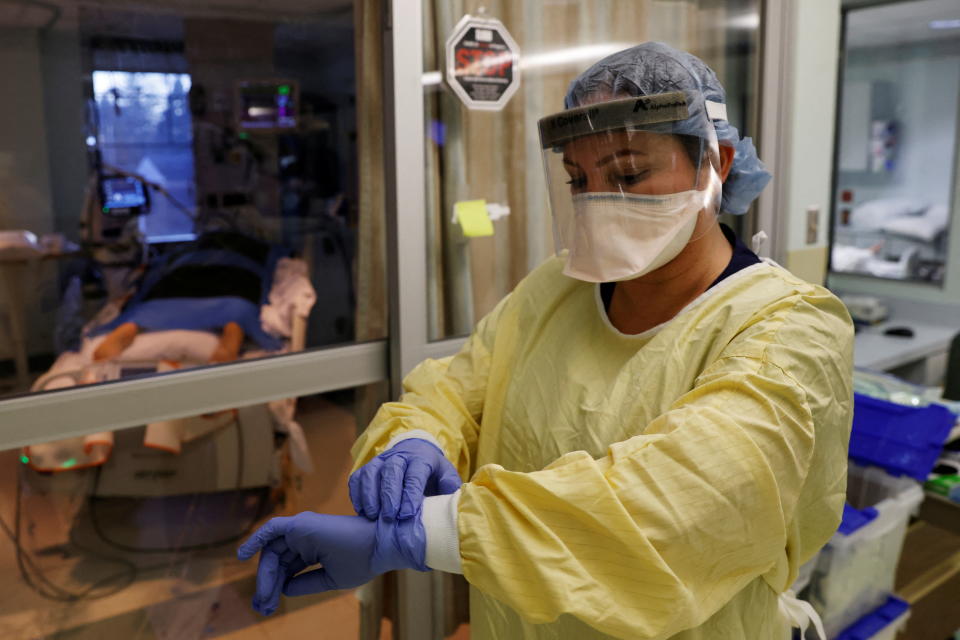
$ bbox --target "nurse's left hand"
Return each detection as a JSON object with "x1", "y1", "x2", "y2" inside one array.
[{"x1": 237, "y1": 511, "x2": 427, "y2": 616}]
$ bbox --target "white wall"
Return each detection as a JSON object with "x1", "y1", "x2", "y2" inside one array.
[
  {"x1": 761, "y1": 0, "x2": 844, "y2": 284},
  {"x1": 786, "y1": 0, "x2": 842, "y2": 254}
]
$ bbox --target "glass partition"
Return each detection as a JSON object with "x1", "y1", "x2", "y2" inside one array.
[
  {"x1": 830, "y1": 0, "x2": 960, "y2": 284},
  {"x1": 0, "y1": 385, "x2": 387, "y2": 638},
  {"x1": 0, "y1": 0, "x2": 386, "y2": 400},
  {"x1": 422, "y1": 0, "x2": 763, "y2": 340}
]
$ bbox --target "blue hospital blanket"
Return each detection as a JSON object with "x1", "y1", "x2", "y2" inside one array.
[{"x1": 89, "y1": 234, "x2": 285, "y2": 351}]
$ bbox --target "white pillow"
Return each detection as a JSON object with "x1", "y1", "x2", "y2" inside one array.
[
  {"x1": 881, "y1": 204, "x2": 950, "y2": 242},
  {"x1": 851, "y1": 197, "x2": 928, "y2": 229},
  {"x1": 925, "y1": 203, "x2": 950, "y2": 225}
]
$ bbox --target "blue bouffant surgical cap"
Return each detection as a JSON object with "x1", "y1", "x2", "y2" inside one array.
[{"x1": 565, "y1": 42, "x2": 772, "y2": 215}]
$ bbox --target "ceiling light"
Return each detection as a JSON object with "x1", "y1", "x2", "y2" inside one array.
[
  {"x1": 929, "y1": 19, "x2": 960, "y2": 29},
  {"x1": 727, "y1": 13, "x2": 760, "y2": 30},
  {"x1": 520, "y1": 43, "x2": 634, "y2": 70}
]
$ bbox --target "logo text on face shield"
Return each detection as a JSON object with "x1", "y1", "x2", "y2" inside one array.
[
  {"x1": 538, "y1": 93, "x2": 690, "y2": 149},
  {"x1": 633, "y1": 96, "x2": 687, "y2": 112},
  {"x1": 550, "y1": 107, "x2": 600, "y2": 131}
]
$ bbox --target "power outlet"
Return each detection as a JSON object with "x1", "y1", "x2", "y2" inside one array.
[{"x1": 806, "y1": 206, "x2": 820, "y2": 245}]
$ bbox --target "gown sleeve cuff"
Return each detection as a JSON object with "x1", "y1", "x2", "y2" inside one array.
[
  {"x1": 385, "y1": 429, "x2": 444, "y2": 451},
  {"x1": 422, "y1": 490, "x2": 463, "y2": 574}
]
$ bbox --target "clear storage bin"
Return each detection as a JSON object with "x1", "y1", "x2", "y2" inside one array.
[
  {"x1": 807, "y1": 463, "x2": 922, "y2": 639},
  {"x1": 791, "y1": 552, "x2": 819, "y2": 595}
]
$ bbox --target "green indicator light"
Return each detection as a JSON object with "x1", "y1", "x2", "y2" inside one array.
[
  {"x1": 278, "y1": 85, "x2": 291, "y2": 95},
  {"x1": 62, "y1": 458, "x2": 77, "y2": 468},
  {"x1": 102, "y1": 206, "x2": 109, "y2": 213},
  {"x1": 238, "y1": 132, "x2": 249, "y2": 140},
  {"x1": 20, "y1": 455, "x2": 29, "y2": 464}
]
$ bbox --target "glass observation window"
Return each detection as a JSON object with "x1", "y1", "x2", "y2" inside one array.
[
  {"x1": 0, "y1": 1, "x2": 385, "y2": 401},
  {"x1": 830, "y1": 0, "x2": 960, "y2": 284}
]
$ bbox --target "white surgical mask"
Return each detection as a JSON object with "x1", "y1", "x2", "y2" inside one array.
[{"x1": 561, "y1": 188, "x2": 710, "y2": 282}]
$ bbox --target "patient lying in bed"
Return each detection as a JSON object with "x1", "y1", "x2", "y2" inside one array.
[
  {"x1": 93, "y1": 319, "x2": 245, "y2": 364},
  {"x1": 23, "y1": 231, "x2": 317, "y2": 474}
]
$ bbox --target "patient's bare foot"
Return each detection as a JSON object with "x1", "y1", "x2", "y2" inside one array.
[
  {"x1": 93, "y1": 322, "x2": 139, "y2": 361},
  {"x1": 209, "y1": 322, "x2": 244, "y2": 363}
]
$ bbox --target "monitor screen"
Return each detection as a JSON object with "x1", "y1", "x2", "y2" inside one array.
[
  {"x1": 236, "y1": 80, "x2": 298, "y2": 130},
  {"x1": 100, "y1": 175, "x2": 150, "y2": 217}
]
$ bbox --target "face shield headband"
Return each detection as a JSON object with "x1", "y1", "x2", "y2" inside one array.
[{"x1": 539, "y1": 92, "x2": 690, "y2": 149}]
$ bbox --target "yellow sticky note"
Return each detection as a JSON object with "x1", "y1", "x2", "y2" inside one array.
[{"x1": 454, "y1": 199, "x2": 494, "y2": 237}]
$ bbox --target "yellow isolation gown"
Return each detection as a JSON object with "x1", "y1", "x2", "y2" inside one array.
[{"x1": 352, "y1": 255, "x2": 854, "y2": 640}]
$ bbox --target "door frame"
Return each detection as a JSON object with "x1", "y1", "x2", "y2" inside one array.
[{"x1": 382, "y1": 0, "x2": 464, "y2": 637}]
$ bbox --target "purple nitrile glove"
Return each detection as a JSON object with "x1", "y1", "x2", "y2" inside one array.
[
  {"x1": 237, "y1": 511, "x2": 427, "y2": 616},
  {"x1": 348, "y1": 438, "x2": 461, "y2": 521}
]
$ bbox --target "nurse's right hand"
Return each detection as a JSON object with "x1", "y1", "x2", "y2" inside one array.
[{"x1": 349, "y1": 438, "x2": 461, "y2": 521}]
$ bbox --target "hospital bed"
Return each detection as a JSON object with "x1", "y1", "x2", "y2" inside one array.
[
  {"x1": 832, "y1": 198, "x2": 950, "y2": 281},
  {"x1": 19, "y1": 230, "x2": 316, "y2": 549}
]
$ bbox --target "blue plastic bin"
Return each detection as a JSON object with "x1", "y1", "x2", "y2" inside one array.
[
  {"x1": 849, "y1": 393, "x2": 955, "y2": 481},
  {"x1": 834, "y1": 595, "x2": 909, "y2": 640}
]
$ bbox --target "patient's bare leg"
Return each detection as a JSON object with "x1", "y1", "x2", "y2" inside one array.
[
  {"x1": 93, "y1": 322, "x2": 140, "y2": 361},
  {"x1": 209, "y1": 322, "x2": 244, "y2": 363}
]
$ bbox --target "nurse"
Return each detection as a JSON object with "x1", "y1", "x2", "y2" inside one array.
[{"x1": 239, "y1": 42, "x2": 854, "y2": 639}]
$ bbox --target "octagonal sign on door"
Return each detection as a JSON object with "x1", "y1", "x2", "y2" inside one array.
[{"x1": 445, "y1": 14, "x2": 521, "y2": 111}]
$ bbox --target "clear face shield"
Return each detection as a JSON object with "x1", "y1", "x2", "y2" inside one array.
[{"x1": 538, "y1": 92, "x2": 723, "y2": 282}]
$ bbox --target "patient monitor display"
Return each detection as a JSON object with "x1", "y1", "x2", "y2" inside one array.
[
  {"x1": 236, "y1": 80, "x2": 298, "y2": 130},
  {"x1": 99, "y1": 175, "x2": 151, "y2": 217}
]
